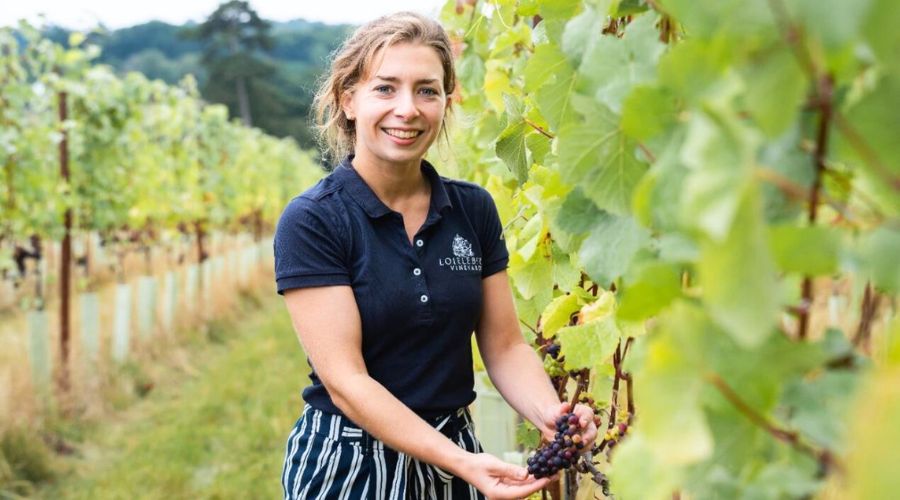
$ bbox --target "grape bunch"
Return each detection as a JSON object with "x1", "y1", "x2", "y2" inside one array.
[
  {"x1": 526, "y1": 412, "x2": 585, "y2": 479},
  {"x1": 546, "y1": 342, "x2": 561, "y2": 359}
]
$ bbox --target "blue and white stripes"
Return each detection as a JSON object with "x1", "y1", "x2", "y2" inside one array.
[{"x1": 282, "y1": 404, "x2": 486, "y2": 499}]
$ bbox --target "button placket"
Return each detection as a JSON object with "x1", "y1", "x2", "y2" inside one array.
[{"x1": 410, "y1": 237, "x2": 431, "y2": 309}]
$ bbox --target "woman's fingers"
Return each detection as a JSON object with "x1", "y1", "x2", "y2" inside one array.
[
  {"x1": 572, "y1": 402, "x2": 599, "y2": 446},
  {"x1": 472, "y1": 454, "x2": 552, "y2": 499}
]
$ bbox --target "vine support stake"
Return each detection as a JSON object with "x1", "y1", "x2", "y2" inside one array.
[{"x1": 58, "y1": 90, "x2": 72, "y2": 394}]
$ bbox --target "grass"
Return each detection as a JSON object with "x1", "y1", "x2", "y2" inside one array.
[{"x1": 32, "y1": 291, "x2": 309, "y2": 500}]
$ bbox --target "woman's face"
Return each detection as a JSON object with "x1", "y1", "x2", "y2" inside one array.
[{"x1": 343, "y1": 42, "x2": 449, "y2": 169}]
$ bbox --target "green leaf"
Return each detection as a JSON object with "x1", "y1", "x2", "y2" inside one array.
[
  {"x1": 557, "y1": 316, "x2": 621, "y2": 370},
  {"x1": 579, "y1": 211, "x2": 650, "y2": 286},
  {"x1": 741, "y1": 47, "x2": 808, "y2": 137},
  {"x1": 698, "y1": 188, "x2": 781, "y2": 348},
  {"x1": 509, "y1": 247, "x2": 554, "y2": 301},
  {"x1": 615, "y1": 0, "x2": 650, "y2": 16},
  {"x1": 541, "y1": 292, "x2": 582, "y2": 338},
  {"x1": 561, "y1": 5, "x2": 606, "y2": 64},
  {"x1": 579, "y1": 14, "x2": 665, "y2": 112},
  {"x1": 617, "y1": 261, "x2": 682, "y2": 321},
  {"x1": 495, "y1": 120, "x2": 530, "y2": 184},
  {"x1": 657, "y1": 232, "x2": 700, "y2": 263},
  {"x1": 558, "y1": 106, "x2": 649, "y2": 215},
  {"x1": 768, "y1": 224, "x2": 841, "y2": 276},
  {"x1": 657, "y1": 38, "x2": 730, "y2": 103},
  {"x1": 537, "y1": 0, "x2": 582, "y2": 21},
  {"x1": 551, "y1": 245, "x2": 582, "y2": 292},
  {"x1": 679, "y1": 107, "x2": 760, "y2": 240},
  {"x1": 864, "y1": 0, "x2": 900, "y2": 74},
  {"x1": 556, "y1": 188, "x2": 602, "y2": 236},
  {"x1": 532, "y1": 48, "x2": 579, "y2": 130},
  {"x1": 656, "y1": 0, "x2": 773, "y2": 40},
  {"x1": 758, "y1": 125, "x2": 815, "y2": 223},
  {"x1": 781, "y1": 371, "x2": 859, "y2": 451},
  {"x1": 634, "y1": 303, "x2": 714, "y2": 464},
  {"x1": 855, "y1": 227, "x2": 900, "y2": 293},
  {"x1": 836, "y1": 74, "x2": 900, "y2": 217},
  {"x1": 621, "y1": 85, "x2": 677, "y2": 141},
  {"x1": 788, "y1": 0, "x2": 873, "y2": 51},
  {"x1": 609, "y1": 435, "x2": 680, "y2": 499},
  {"x1": 515, "y1": 420, "x2": 542, "y2": 450},
  {"x1": 525, "y1": 130, "x2": 551, "y2": 166},
  {"x1": 846, "y1": 367, "x2": 900, "y2": 499},
  {"x1": 524, "y1": 43, "x2": 571, "y2": 93}
]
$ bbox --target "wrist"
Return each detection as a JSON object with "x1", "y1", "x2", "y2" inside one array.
[{"x1": 439, "y1": 446, "x2": 475, "y2": 478}]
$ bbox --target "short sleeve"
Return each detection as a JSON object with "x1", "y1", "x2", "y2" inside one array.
[
  {"x1": 478, "y1": 188, "x2": 510, "y2": 278},
  {"x1": 273, "y1": 196, "x2": 350, "y2": 294}
]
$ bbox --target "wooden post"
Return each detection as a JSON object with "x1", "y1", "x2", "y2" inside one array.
[{"x1": 58, "y1": 91, "x2": 72, "y2": 392}]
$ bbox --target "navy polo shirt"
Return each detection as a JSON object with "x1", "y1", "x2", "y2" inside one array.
[{"x1": 273, "y1": 156, "x2": 509, "y2": 418}]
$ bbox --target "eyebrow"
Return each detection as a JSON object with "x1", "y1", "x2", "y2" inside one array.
[{"x1": 373, "y1": 75, "x2": 440, "y2": 85}]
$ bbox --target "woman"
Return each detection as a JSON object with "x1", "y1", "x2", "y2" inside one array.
[{"x1": 274, "y1": 12, "x2": 596, "y2": 499}]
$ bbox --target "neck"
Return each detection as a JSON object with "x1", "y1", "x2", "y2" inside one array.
[{"x1": 350, "y1": 152, "x2": 429, "y2": 207}]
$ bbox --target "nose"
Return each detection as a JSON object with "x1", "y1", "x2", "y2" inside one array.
[{"x1": 393, "y1": 90, "x2": 420, "y2": 120}]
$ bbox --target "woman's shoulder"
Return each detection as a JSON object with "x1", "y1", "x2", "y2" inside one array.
[
  {"x1": 440, "y1": 176, "x2": 497, "y2": 212},
  {"x1": 278, "y1": 171, "x2": 349, "y2": 226}
]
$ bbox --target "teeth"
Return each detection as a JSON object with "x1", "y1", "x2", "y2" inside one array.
[{"x1": 384, "y1": 129, "x2": 420, "y2": 139}]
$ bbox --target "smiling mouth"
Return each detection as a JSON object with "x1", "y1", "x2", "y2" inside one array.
[{"x1": 383, "y1": 128, "x2": 423, "y2": 139}]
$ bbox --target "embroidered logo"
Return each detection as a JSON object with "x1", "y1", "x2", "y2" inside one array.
[
  {"x1": 439, "y1": 234, "x2": 482, "y2": 272},
  {"x1": 452, "y1": 234, "x2": 475, "y2": 258}
]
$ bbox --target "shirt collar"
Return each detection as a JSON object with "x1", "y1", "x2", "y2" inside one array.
[{"x1": 335, "y1": 155, "x2": 453, "y2": 219}]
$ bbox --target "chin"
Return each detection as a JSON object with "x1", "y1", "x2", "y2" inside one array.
[{"x1": 379, "y1": 149, "x2": 428, "y2": 164}]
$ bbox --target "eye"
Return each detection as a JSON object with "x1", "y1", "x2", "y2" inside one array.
[
  {"x1": 374, "y1": 85, "x2": 393, "y2": 94},
  {"x1": 419, "y1": 87, "x2": 440, "y2": 97}
]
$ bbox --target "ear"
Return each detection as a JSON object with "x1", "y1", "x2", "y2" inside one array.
[{"x1": 341, "y1": 90, "x2": 355, "y2": 121}]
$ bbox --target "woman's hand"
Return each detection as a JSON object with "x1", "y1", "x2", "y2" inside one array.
[
  {"x1": 539, "y1": 401, "x2": 598, "y2": 449},
  {"x1": 459, "y1": 453, "x2": 553, "y2": 500}
]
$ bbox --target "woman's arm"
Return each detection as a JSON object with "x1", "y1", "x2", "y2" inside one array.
[
  {"x1": 474, "y1": 271, "x2": 598, "y2": 444},
  {"x1": 283, "y1": 285, "x2": 550, "y2": 499}
]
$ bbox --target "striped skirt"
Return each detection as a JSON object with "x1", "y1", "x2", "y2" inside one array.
[{"x1": 281, "y1": 404, "x2": 487, "y2": 500}]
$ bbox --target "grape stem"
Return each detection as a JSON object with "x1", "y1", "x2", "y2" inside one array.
[
  {"x1": 705, "y1": 372, "x2": 841, "y2": 474},
  {"x1": 568, "y1": 369, "x2": 590, "y2": 408},
  {"x1": 520, "y1": 318, "x2": 539, "y2": 337},
  {"x1": 524, "y1": 118, "x2": 554, "y2": 139},
  {"x1": 577, "y1": 452, "x2": 610, "y2": 489}
]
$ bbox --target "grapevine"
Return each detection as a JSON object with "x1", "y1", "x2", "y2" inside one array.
[{"x1": 439, "y1": 0, "x2": 900, "y2": 497}]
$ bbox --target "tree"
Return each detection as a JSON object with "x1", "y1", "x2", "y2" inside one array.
[{"x1": 186, "y1": 0, "x2": 274, "y2": 127}]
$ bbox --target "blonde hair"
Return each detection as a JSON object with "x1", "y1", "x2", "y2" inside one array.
[{"x1": 312, "y1": 12, "x2": 456, "y2": 164}]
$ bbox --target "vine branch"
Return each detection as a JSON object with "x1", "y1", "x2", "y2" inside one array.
[
  {"x1": 852, "y1": 282, "x2": 880, "y2": 351},
  {"x1": 753, "y1": 167, "x2": 855, "y2": 225},
  {"x1": 705, "y1": 373, "x2": 840, "y2": 474},
  {"x1": 797, "y1": 75, "x2": 834, "y2": 341}
]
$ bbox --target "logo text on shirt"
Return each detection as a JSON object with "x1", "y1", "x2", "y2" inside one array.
[{"x1": 440, "y1": 234, "x2": 482, "y2": 272}]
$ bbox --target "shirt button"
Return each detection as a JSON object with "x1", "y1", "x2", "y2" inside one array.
[
  {"x1": 420, "y1": 294, "x2": 429, "y2": 303},
  {"x1": 415, "y1": 239, "x2": 424, "y2": 247},
  {"x1": 413, "y1": 268, "x2": 422, "y2": 276}
]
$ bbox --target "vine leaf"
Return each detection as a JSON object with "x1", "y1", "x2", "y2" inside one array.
[{"x1": 699, "y1": 188, "x2": 780, "y2": 348}]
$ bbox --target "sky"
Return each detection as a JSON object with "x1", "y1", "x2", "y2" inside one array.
[{"x1": 0, "y1": 0, "x2": 449, "y2": 30}]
